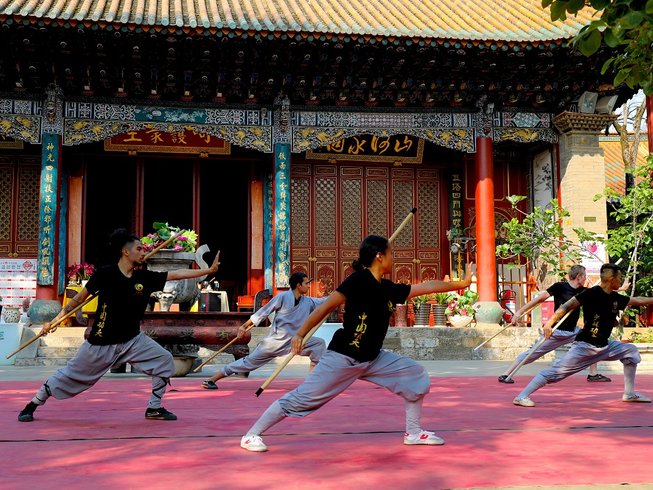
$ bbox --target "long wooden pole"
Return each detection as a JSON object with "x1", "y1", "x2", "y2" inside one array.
[
  {"x1": 502, "y1": 310, "x2": 572, "y2": 381},
  {"x1": 193, "y1": 321, "x2": 252, "y2": 372},
  {"x1": 254, "y1": 208, "x2": 418, "y2": 397},
  {"x1": 6, "y1": 232, "x2": 182, "y2": 360},
  {"x1": 255, "y1": 317, "x2": 327, "y2": 397},
  {"x1": 472, "y1": 305, "x2": 538, "y2": 352}
]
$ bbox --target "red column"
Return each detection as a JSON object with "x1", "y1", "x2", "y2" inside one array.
[
  {"x1": 646, "y1": 95, "x2": 653, "y2": 152},
  {"x1": 474, "y1": 136, "x2": 497, "y2": 302}
]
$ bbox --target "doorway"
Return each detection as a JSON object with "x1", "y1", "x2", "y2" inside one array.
[{"x1": 199, "y1": 160, "x2": 249, "y2": 309}]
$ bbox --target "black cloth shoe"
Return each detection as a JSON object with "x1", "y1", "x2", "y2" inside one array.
[
  {"x1": 587, "y1": 374, "x2": 612, "y2": 382},
  {"x1": 18, "y1": 402, "x2": 38, "y2": 422},
  {"x1": 202, "y1": 380, "x2": 218, "y2": 390},
  {"x1": 145, "y1": 407, "x2": 177, "y2": 420},
  {"x1": 498, "y1": 375, "x2": 515, "y2": 384}
]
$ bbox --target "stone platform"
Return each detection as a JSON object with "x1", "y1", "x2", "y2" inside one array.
[{"x1": 11, "y1": 324, "x2": 653, "y2": 369}]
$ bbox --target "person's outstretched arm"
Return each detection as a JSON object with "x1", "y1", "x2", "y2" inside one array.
[
  {"x1": 167, "y1": 251, "x2": 220, "y2": 280},
  {"x1": 407, "y1": 263, "x2": 473, "y2": 299},
  {"x1": 542, "y1": 297, "x2": 580, "y2": 338},
  {"x1": 510, "y1": 292, "x2": 550, "y2": 325}
]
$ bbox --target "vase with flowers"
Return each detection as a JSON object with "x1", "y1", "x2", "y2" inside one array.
[
  {"x1": 140, "y1": 222, "x2": 209, "y2": 308},
  {"x1": 140, "y1": 222, "x2": 198, "y2": 254},
  {"x1": 65, "y1": 262, "x2": 98, "y2": 313},
  {"x1": 445, "y1": 290, "x2": 479, "y2": 327},
  {"x1": 66, "y1": 262, "x2": 95, "y2": 286}
]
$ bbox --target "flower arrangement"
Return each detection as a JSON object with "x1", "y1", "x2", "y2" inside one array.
[
  {"x1": 66, "y1": 262, "x2": 95, "y2": 285},
  {"x1": 140, "y1": 222, "x2": 197, "y2": 253},
  {"x1": 445, "y1": 290, "x2": 479, "y2": 317}
]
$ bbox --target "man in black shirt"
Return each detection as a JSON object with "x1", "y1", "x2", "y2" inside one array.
[
  {"x1": 513, "y1": 263, "x2": 652, "y2": 407},
  {"x1": 498, "y1": 265, "x2": 610, "y2": 383},
  {"x1": 240, "y1": 235, "x2": 473, "y2": 452},
  {"x1": 18, "y1": 229, "x2": 220, "y2": 422}
]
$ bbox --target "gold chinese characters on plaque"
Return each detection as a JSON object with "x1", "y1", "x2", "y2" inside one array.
[
  {"x1": 307, "y1": 134, "x2": 423, "y2": 163},
  {"x1": 105, "y1": 129, "x2": 230, "y2": 155}
]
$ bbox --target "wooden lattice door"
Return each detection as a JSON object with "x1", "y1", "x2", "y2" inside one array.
[
  {"x1": 0, "y1": 157, "x2": 39, "y2": 258},
  {"x1": 291, "y1": 162, "x2": 442, "y2": 294}
]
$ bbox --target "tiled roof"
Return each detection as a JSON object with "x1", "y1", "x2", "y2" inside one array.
[
  {"x1": 601, "y1": 139, "x2": 650, "y2": 196},
  {"x1": 0, "y1": 0, "x2": 595, "y2": 41}
]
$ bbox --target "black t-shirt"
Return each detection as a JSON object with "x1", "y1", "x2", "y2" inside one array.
[
  {"x1": 329, "y1": 269, "x2": 411, "y2": 362},
  {"x1": 85, "y1": 265, "x2": 168, "y2": 345},
  {"x1": 546, "y1": 281, "x2": 586, "y2": 332},
  {"x1": 574, "y1": 286, "x2": 630, "y2": 347}
]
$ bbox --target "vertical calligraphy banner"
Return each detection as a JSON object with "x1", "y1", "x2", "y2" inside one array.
[
  {"x1": 37, "y1": 134, "x2": 60, "y2": 285},
  {"x1": 449, "y1": 170, "x2": 464, "y2": 238},
  {"x1": 274, "y1": 144, "x2": 291, "y2": 288},
  {"x1": 263, "y1": 172, "x2": 274, "y2": 290}
]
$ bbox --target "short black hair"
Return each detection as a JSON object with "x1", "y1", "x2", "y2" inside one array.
[
  {"x1": 109, "y1": 228, "x2": 140, "y2": 259},
  {"x1": 289, "y1": 271, "x2": 309, "y2": 290},
  {"x1": 600, "y1": 263, "x2": 622, "y2": 281}
]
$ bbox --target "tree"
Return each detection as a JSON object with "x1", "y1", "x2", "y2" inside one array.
[
  {"x1": 543, "y1": 0, "x2": 653, "y2": 94},
  {"x1": 603, "y1": 154, "x2": 653, "y2": 297},
  {"x1": 496, "y1": 196, "x2": 601, "y2": 289}
]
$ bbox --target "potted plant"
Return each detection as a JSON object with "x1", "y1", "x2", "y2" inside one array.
[
  {"x1": 140, "y1": 222, "x2": 198, "y2": 253},
  {"x1": 432, "y1": 292, "x2": 452, "y2": 326},
  {"x1": 445, "y1": 290, "x2": 479, "y2": 327},
  {"x1": 411, "y1": 294, "x2": 432, "y2": 326}
]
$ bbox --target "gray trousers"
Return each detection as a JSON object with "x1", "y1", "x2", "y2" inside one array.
[
  {"x1": 278, "y1": 349, "x2": 431, "y2": 417},
  {"x1": 515, "y1": 327, "x2": 580, "y2": 365},
  {"x1": 537, "y1": 340, "x2": 641, "y2": 384},
  {"x1": 222, "y1": 329, "x2": 325, "y2": 376},
  {"x1": 34, "y1": 333, "x2": 175, "y2": 409}
]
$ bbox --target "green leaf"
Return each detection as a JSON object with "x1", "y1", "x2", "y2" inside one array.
[
  {"x1": 542, "y1": 0, "x2": 554, "y2": 7},
  {"x1": 568, "y1": 0, "x2": 585, "y2": 13},
  {"x1": 622, "y1": 11, "x2": 644, "y2": 29},
  {"x1": 646, "y1": 0, "x2": 653, "y2": 15},
  {"x1": 614, "y1": 67, "x2": 631, "y2": 85},
  {"x1": 578, "y1": 29, "x2": 602, "y2": 56},
  {"x1": 590, "y1": 0, "x2": 611, "y2": 9},
  {"x1": 550, "y1": 0, "x2": 568, "y2": 21},
  {"x1": 603, "y1": 29, "x2": 620, "y2": 48}
]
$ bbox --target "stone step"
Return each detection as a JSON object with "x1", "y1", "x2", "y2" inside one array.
[
  {"x1": 15, "y1": 357, "x2": 71, "y2": 367},
  {"x1": 37, "y1": 346, "x2": 81, "y2": 358},
  {"x1": 40, "y1": 335, "x2": 85, "y2": 348}
]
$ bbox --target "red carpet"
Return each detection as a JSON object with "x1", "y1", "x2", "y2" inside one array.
[{"x1": 1, "y1": 375, "x2": 652, "y2": 489}]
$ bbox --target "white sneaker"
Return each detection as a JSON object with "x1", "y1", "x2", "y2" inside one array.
[
  {"x1": 403, "y1": 430, "x2": 445, "y2": 446},
  {"x1": 240, "y1": 434, "x2": 268, "y2": 452},
  {"x1": 513, "y1": 396, "x2": 535, "y2": 407},
  {"x1": 622, "y1": 392, "x2": 652, "y2": 403}
]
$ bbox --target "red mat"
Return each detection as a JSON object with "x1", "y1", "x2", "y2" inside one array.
[{"x1": 1, "y1": 375, "x2": 652, "y2": 489}]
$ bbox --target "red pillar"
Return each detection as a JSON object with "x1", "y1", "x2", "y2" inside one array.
[
  {"x1": 474, "y1": 136, "x2": 497, "y2": 302},
  {"x1": 647, "y1": 95, "x2": 653, "y2": 152}
]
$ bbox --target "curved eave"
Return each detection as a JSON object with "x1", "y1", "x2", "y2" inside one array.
[{"x1": 0, "y1": 0, "x2": 596, "y2": 43}]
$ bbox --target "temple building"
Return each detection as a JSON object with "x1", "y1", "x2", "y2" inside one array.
[{"x1": 0, "y1": 0, "x2": 636, "y2": 319}]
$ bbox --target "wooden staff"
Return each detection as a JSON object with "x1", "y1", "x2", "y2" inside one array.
[
  {"x1": 193, "y1": 321, "x2": 252, "y2": 372},
  {"x1": 255, "y1": 207, "x2": 418, "y2": 397},
  {"x1": 143, "y1": 231, "x2": 183, "y2": 261},
  {"x1": 472, "y1": 305, "x2": 538, "y2": 352},
  {"x1": 6, "y1": 232, "x2": 182, "y2": 359},
  {"x1": 501, "y1": 310, "x2": 572, "y2": 381},
  {"x1": 255, "y1": 317, "x2": 327, "y2": 397},
  {"x1": 5, "y1": 296, "x2": 96, "y2": 359}
]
